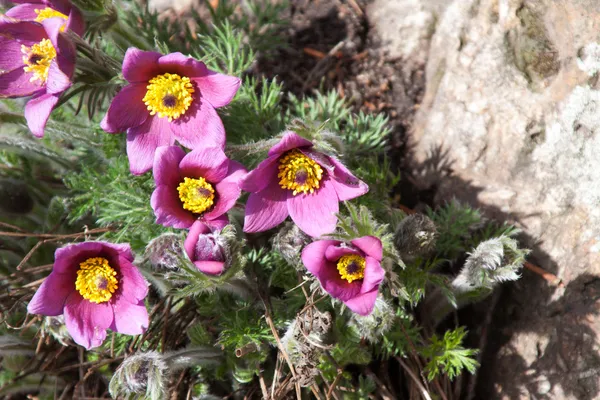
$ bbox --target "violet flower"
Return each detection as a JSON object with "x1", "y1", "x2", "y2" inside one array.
[
  {"x1": 151, "y1": 145, "x2": 246, "y2": 229},
  {"x1": 4, "y1": 0, "x2": 85, "y2": 35},
  {"x1": 0, "y1": 18, "x2": 75, "y2": 137},
  {"x1": 301, "y1": 236, "x2": 385, "y2": 316},
  {"x1": 184, "y1": 219, "x2": 230, "y2": 275},
  {"x1": 240, "y1": 131, "x2": 369, "y2": 237},
  {"x1": 27, "y1": 241, "x2": 149, "y2": 349},
  {"x1": 101, "y1": 48, "x2": 241, "y2": 175}
]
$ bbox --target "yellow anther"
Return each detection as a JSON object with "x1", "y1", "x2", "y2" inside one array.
[
  {"x1": 34, "y1": 7, "x2": 68, "y2": 31},
  {"x1": 75, "y1": 257, "x2": 119, "y2": 303},
  {"x1": 336, "y1": 254, "x2": 366, "y2": 283},
  {"x1": 21, "y1": 39, "x2": 56, "y2": 84},
  {"x1": 277, "y1": 149, "x2": 323, "y2": 195},
  {"x1": 177, "y1": 177, "x2": 215, "y2": 214},
  {"x1": 143, "y1": 73, "x2": 195, "y2": 121}
]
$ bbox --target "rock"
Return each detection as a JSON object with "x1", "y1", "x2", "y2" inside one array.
[{"x1": 369, "y1": 0, "x2": 600, "y2": 398}]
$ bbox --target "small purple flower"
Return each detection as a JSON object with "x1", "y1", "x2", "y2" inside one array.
[
  {"x1": 240, "y1": 131, "x2": 369, "y2": 237},
  {"x1": 151, "y1": 145, "x2": 246, "y2": 229},
  {"x1": 0, "y1": 17, "x2": 75, "y2": 137},
  {"x1": 101, "y1": 48, "x2": 241, "y2": 175},
  {"x1": 4, "y1": 0, "x2": 85, "y2": 35},
  {"x1": 27, "y1": 241, "x2": 149, "y2": 349},
  {"x1": 301, "y1": 236, "x2": 385, "y2": 316},
  {"x1": 184, "y1": 219, "x2": 230, "y2": 275}
]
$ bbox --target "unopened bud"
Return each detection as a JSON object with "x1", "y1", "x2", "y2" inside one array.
[
  {"x1": 394, "y1": 214, "x2": 437, "y2": 259},
  {"x1": 273, "y1": 222, "x2": 311, "y2": 268},
  {"x1": 349, "y1": 296, "x2": 395, "y2": 342},
  {"x1": 43, "y1": 316, "x2": 71, "y2": 346},
  {"x1": 184, "y1": 221, "x2": 234, "y2": 276},
  {"x1": 109, "y1": 352, "x2": 167, "y2": 400},
  {"x1": 145, "y1": 233, "x2": 184, "y2": 271}
]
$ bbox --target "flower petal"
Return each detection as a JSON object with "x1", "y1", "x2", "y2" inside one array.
[
  {"x1": 193, "y1": 72, "x2": 240, "y2": 108},
  {"x1": 193, "y1": 260, "x2": 225, "y2": 275},
  {"x1": 268, "y1": 131, "x2": 313, "y2": 157},
  {"x1": 324, "y1": 245, "x2": 360, "y2": 262},
  {"x1": 66, "y1": 7, "x2": 85, "y2": 36},
  {"x1": 203, "y1": 161, "x2": 246, "y2": 221},
  {"x1": 361, "y1": 256, "x2": 385, "y2": 294},
  {"x1": 0, "y1": 67, "x2": 40, "y2": 97},
  {"x1": 122, "y1": 48, "x2": 162, "y2": 82},
  {"x1": 24, "y1": 92, "x2": 59, "y2": 138},
  {"x1": 239, "y1": 155, "x2": 279, "y2": 193},
  {"x1": 0, "y1": 37, "x2": 25, "y2": 72},
  {"x1": 171, "y1": 96, "x2": 225, "y2": 149},
  {"x1": 45, "y1": 60, "x2": 70, "y2": 94},
  {"x1": 158, "y1": 52, "x2": 208, "y2": 77},
  {"x1": 64, "y1": 292, "x2": 113, "y2": 349},
  {"x1": 53, "y1": 242, "x2": 104, "y2": 274},
  {"x1": 151, "y1": 185, "x2": 195, "y2": 229},
  {"x1": 343, "y1": 289, "x2": 379, "y2": 316},
  {"x1": 301, "y1": 240, "x2": 340, "y2": 277},
  {"x1": 42, "y1": 17, "x2": 75, "y2": 77},
  {"x1": 153, "y1": 145, "x2": 185, "y2": 186},
  {"x1": 0, "y1": 20, "x2": 46, "y2": 44},
  {"x1": 5, "y1": 4, "x2": 39, "y2": 20},
  {"x1": 27, "y1": 271, "x2": 75, "y2": 316},
  {"x1": 126, "y1": 115, "x2": 175, "y2": 175},
  {"x1": 110, "y1": 297, "x2": 148, "y2": 335},
  {"x1": 179, "y1": 145, "x2": 229, "y2": 182},
  {"x1": 116, "y1": 256, "x2": 148, "y2": 303},
  {"x1": 287, "y1": 178, "x2": 339, "y2": 237},
  {"x1": 100, "y1": 83, "x2": 149, "y2": 133},
  {"x1": 184, "y1": 220, "x2": 212, "y2": 260},
  {"x1": 328, "y1": 157, "x2": 369, "y2": 201},
  {"x1": 243, "y1": 180, "x2": 289, "y2": 233},
  {"x1": 351, "y1": 236, "x2": 383, "y2": 261}
]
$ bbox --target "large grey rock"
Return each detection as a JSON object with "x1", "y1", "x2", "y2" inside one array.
[{"x1": 369, "y1": 0, "x2": 600, "y2": 398}]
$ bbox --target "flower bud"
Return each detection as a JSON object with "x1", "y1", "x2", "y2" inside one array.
[
  {"x1": 349, "y1": 296, "x2": 395, "y2": 342},
  {"x1": 394, "y1": 214, "x2": 437, "y2": 259},
  {"x1": 42, "y1": 315, "x2": 71, "y2": 346},
  {"x1": 273, "y1": 222, "x2": 311, "y2": 268},
  {"x1": 145, "y1": 233, "x2": 184, "y2": 271},
  {"x1": 109, "y1": 352, "x2": 167, "y2": 400},
  {"x1": 184, "y1": 221, "x2": 234, "y2": 276}
]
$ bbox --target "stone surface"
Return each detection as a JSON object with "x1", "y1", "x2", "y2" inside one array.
[{"x1": 369, "y1": 0, "x2": 600, "y2": 398}]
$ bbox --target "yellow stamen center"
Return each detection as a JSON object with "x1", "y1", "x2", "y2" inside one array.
[
  {"x1": 21, "y1": 39, "x2": 56, "y2": 84},
  {"x1": 75, "y1": 257, "x2": 119, "y2": 303},
  {"x1": 34, "y1": 7, "x2": 69, "y2": 31},
  {"x1": 337, "y1": 254, "x2": 366, "y2": 283},
  {"x1": 143, "y1": 73, "x2": 195, "y2": 121},
  {"x1": 278, "y1": 149, "x2": 324, "y2": 195},
  {"x1": 177, "y1": 177, "x2": 215, "y2": 214}
]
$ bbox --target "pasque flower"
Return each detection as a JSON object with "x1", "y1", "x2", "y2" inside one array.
[
  {"x1": 240, "y1": 131, "x2": 369, "y2": 237},
  {"x1": 27, "y1": 241, "x2": 149, "y2": 349},
  {"x1": 184, "y1": 218, "x2": 231, "y2": 275},
  {"x1": 101, "y1": 48, "x2": 241, "y2": 174},
  {"x1": 151, "y1": 145, "x2": 246, "y2": 229},
  {"x1": 4, "y1": 0, "x2": 85, "y2": 35},
  {"x1": 301, "y1": 236, "x2": 385, "y2": 315},
  {"x1": 0, "y1": 17, "x2": 75, "y2": 137}
]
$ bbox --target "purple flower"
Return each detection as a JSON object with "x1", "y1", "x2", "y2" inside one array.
[
  {"x1": 101, "y1": 48, "x2": 241, "y2": 175},
  {"x1": 27, "y1": 241, "x2": 149, "y2": 349},
  {"x1": 4, "y1": 0, "x2": 85, "y2": 36},
  {"x1": 0, "y1": 17, "x2": 75, "y2": 137},
  {"x1": 301, "y1": 236, "x2": 385, "y2": 316},
  {"x1": 240, "y1": 131, "x2": 369, "y2": 237},
  {"x1": 151, "y1": 145, "x2": 246, "y2": 229},
  {"x1": 184, "y1": 219, "x2": 230, "y2": 275}
]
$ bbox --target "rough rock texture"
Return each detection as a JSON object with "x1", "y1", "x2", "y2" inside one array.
[{"x1": 369, "y1": 0, "x2": 600, "y2": 399}]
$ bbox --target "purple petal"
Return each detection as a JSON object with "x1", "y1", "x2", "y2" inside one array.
[
  {"x1": 153, "y1": 145, "x2": 184, "y2": 185},
  {"x1": 171, "y1": 96, "x2": 225, "y2": 149},
  {"x1": 25, "y1": 92, "x2": 58, "y2": 138},
  {"x1": 301, "y1": 240, "x2": 340, "y2": 277},
  {"x1": 42, "y1": 17, "x2": 75, "y2": 77},
  {"x1": 0, "y1": 68, "x2": 41, "y2": 98},
  {"x1": 343, "y1": 289, "x2": 379, "y2": 316},
  {"x1": 194, "y1": 260, "x2": 225, "y2": 275},
  {"x1": 63, "y1": 292, "x2": 113, "y2": 349},
  {"x1": 53, "y1": 242, "x2": 104, "y2": 274},
  {"x1": 193, "y1": 72, "x2": 240, "y2": 108},
  {"x1": 351, "y1": 236, "x2": 383, "y2": 261},
  {"x1": 328, "y1": 157, "x2": 369, "y2": 201},
  {"x1": 116, "y1": 256, "x2": 148, "y2": 303},
  {"x1": 122, "y1": 48, "x2": 162, "y2": 83},
  {"x1": 179, "y1": 145, "x2": 229, "y2": 183},
  {"x1": 202, "y1": 214, "x2": 229, "y2": 230},
  {"x1": 0, "y1": 37, "x2": 25, "y2": 72},
  {"x1": 126, "y1": 115, "x2": 175, "y2": 175},
  {"x1": 27, "y1": 271, "x2": 75, "y2": 316},
  {"x1": 66, "y1": 7, "x2": 85, "y2": 36},
  {"x1": 239, "y1": 155, "x2": 279, "y2": 193},
  {"x1": 45, "y1": 60, "x2": 70, "y2": 94},
  {"x1": 287, "y1": 179, "x2": 339, "y2": 237},
  {"x1": 5, "y1": 3, "x2": 39, "y2": 19},
  {"x1": 324, "y1": 245, "x2": 360, "y2": 262},
  {"x1": 361, "y1": 256, "x2": 385, "y2": 294},
  {"x1": 100, "y1": 83, "x2": 149, "y2": 133},
  {"x1": 158, "y1": 52, "x2": 208, "y2": 77},
  {"x1": 110, "y1": 297, "x2": 148, "y2": 335},
  {"x1": 203, "y1": 161, "x2": 246, "y2": 221},
  {"x1": 184, "y1": 220, "x2": 212, "y2": 260},
  {"x1": 268, "y1": 131, "x2": 314, "y2": 157},
  {"x1": 151, "y1": 185, "x2": 195, "y2": 229},
  {"x1": 0, "y1": 20, "x2": 46, "y2": 44},
  {"x1": 99, "y1": 242, "x2": 134, "y2": 261},
  {"x1": 243, "y1": 179, "x2": 289, "y2": 233}
]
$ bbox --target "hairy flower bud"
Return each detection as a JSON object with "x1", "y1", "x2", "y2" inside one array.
[
  {"x1": 145, "y1": 233, "x2": 185, "y2": 271},
  {"x1": 42, "y1": 316, "x2": 71, "y2": 346},
  {"x1": 393, "y1": 214, "x2": 437, "y2": 259},
  {"x1": 349, "y1": 296, "x2": 395, "y2": 342},
  {"x1": 273, "y1": 222, "x2": 311, "y2": 268},
  {"x1": 185, "y1": 221, "x2": 235, "y2": 276},
  {"x1": 109, "y1": 351, "x2": 167, "y2": 400}
]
